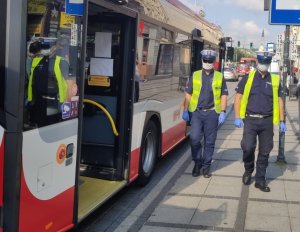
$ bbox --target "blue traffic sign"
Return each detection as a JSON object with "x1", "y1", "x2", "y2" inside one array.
[
  {"x1": 66, "y1": 0, "x2": 84, "y2": 16},
  {"x1": 269, "y1": 0, "x2": 300, "y2": 25}
]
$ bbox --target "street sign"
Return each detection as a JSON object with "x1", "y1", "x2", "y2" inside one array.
[
  {"x1": 66, "y1": 0, "x2": 84, "y2": 16},
  {"x1": 267, "y1": 43, "x2": 275, "y2": 53},
  {"x1": 269, "y1": 0, "x2": 300, "y2": 25}
]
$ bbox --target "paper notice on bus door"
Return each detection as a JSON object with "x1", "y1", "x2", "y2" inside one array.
[
  {"x1": 95, "y1": 32, "x2": 112, "y2": 58},
  {"x1": 90, "y1": 58, "x2": 114, "y2": 77}
]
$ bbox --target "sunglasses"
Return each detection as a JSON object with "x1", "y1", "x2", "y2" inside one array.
[
  {"x1": 258, "y1": 59, "x2": 271, "y2": 65},
  {"x1": 203, "y1": 60, "x2": 214, "y2": 64}
]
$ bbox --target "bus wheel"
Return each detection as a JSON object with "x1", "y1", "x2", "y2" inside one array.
[{"x1": 137, "y1": 120, "x2": 158, "y2": 186}]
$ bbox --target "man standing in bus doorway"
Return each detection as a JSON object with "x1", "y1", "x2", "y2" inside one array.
[
  {"x1": 182, "y1": 48, "x2": 228, "y2": 178},
  {"x1": 234, "y1": 50, "x2": 287, "y2": 192}
]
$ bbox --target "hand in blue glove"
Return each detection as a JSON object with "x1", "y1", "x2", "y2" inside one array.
[
  {"x1": 182, "y1": 110, "x2": 190, "y2": 122},
  {"x1": 218, "y1": 112, "x2": 226, "y2": 125},
  {"x1": 234, "y1": 118, "x2": 243, "y2": 128},
  {"x1": 279, "y1": 122, "x2": 287, "y2": 133}
]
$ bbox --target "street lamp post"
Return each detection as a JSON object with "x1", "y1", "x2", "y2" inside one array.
[{"x1": 277, "y1": 25, "x2": 290, "y2": 163}]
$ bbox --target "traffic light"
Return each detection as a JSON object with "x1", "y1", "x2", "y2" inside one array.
[
  {"x1": 226, "y1": 47, "x2": 234, "y2": 61},
  {"x1": 250, "y1": 42, "x2": 253, "y2": 49}
]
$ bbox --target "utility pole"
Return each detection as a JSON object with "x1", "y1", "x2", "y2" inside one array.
[{"x1": 277, "y1": 25, "x2": 290, "y2": 163}]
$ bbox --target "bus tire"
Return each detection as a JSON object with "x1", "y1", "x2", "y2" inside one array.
[{"x1": 136, "y1": 120, "x2": 158, "y2": 186}]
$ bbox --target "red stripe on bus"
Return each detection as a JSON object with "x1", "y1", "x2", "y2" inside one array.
[
  {"x1": 19, "y1": 169, "x2": 75, "y2": 232},
  {"x1": 161, "y1": 122, "x2": 186, "y2": 156},
  {"x1": 0, "y1": 134, "x2": 4, "y2": 207},
  {"x1": 129, "y1": 148, "x2": 140, "y2": 183}
]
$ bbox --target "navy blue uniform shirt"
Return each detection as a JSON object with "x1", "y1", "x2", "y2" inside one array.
[
  {"x1": 235, "y1": 71, "x2": 283, "y2": 115},
  {"x1": 185, "y1": 70, "x2": 228, "y2": 109}
]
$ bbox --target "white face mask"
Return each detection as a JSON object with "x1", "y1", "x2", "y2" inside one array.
[
  {"x1": 257, "y1": 63, "x2": 270, "y2": 72},
  {"x1": 203, "y1": 62, "x2": 213, "y2": 70}
]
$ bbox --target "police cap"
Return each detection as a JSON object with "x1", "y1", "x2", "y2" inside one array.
[
  {"x1": 201, "y1": 49, "x2": 216, "y2": 61},
  {"x1": 256, "y1": 51, "x2": 274, "y2": 64}
]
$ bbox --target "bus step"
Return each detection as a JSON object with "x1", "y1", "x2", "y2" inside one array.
[
  {"x1": 80, "y1": 164, "x2": 121, "y2": 181},
  {"x1": 81, "y1": 142, "x2": 114, "y2": 147}
]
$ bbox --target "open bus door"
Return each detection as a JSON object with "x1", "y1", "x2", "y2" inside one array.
[
  {"x1": 77, "y1": 0, "x2": 137, "y2": 222},
  {"x1": 0, "y1": 1, "x2": 6, "y2": 231}
]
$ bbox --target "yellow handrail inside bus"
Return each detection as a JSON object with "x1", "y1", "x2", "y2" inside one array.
[{"x1": 83, "y1": 99, "x2": 119, "y2": 136}]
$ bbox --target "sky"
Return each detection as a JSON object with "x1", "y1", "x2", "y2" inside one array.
[{"x1": 179, "y1": 0, "x2": 285, "y2": 49}]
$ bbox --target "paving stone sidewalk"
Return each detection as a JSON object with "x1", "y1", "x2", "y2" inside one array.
[{"x1": 139, "y1": 98, "x2": 300, "y2": 232}]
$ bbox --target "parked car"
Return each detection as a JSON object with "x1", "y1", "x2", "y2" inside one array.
[{"x1": 223, "y1": 68, "x2": 238, "y2": 81}]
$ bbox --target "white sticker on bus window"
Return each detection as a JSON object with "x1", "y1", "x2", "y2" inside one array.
[{"x1": 70, "y1": 24, "x2": 78, "y2": 46}]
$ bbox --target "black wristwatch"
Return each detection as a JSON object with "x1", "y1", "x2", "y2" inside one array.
[{"x1": 221, "y1": 110, "x2": 226, "y2": 113}]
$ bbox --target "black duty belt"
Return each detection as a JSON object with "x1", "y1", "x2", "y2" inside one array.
[
  {"x1": 246, "y1": 114, "x2": 272, "y2": 118},
  {"x1": 198, "y1": 106, "x2": 214, "y2": 111}
]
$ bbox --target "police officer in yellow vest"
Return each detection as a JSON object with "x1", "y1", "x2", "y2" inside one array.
[
  {"x1": 234, "y1": 50, "x2": 287, "y2": 192},
  {"x1": 27, "y1": 39, "x2": 69, "y2": 126},
  {"x1": 182, "y1": 49, "x2": 228, "y2": 177}
]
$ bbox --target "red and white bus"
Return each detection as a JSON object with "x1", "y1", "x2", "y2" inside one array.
[
  {"x1": 236, "y1": 57, "x2": 257, "y2": 76},
  {"x1": 0, "y1": 0, "x2": 222, "y2": 231}
]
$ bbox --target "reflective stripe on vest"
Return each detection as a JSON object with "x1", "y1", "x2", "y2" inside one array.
[
  {"x1": 240, "y1": 71, "x2": 280, "y2": 125},
  {"x1": 188, "y1": 70, "x2": 223, "y2": 113},
  {"x1": 28, "y1": 56, "x2": 67, "y2": 103}
]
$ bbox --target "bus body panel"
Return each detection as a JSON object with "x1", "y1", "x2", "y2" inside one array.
[
  {"x1": 19, "y1": 120, "x2": 78, "y2": 231},
  {"x1": 0, "y1": 126, "x2": 4, "y2": 207}
]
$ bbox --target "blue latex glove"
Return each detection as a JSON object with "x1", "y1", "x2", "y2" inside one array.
[
  {"x1": 234, "y1": 118, "x2": 243, "y2": 128},
  {"x1": 218, "y1": 112, "x2": 226, "y2": 125},
  {"x1": 182, "y1": 110, "x2": 190, "y2": 122},
  {"x1": 279, "y1": 122, "x2": 287, "y2": 133}
]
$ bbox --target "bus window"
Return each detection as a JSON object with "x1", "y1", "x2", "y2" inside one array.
[
  {"x1": 24, "y1": 0, "x2": 80, "y2": 129},
  {"x1": 156, "y1": 44, "x2": 174, "y2": 75},
  {"x1": 0, "y1": 0, "x2": 6, "y2": 127},
  {"x1": 137, "y1": 22, "x2": 159, "y2": 81},
  {"x1": 174, "y1": 38, "x2": 191, "y2": 91}
]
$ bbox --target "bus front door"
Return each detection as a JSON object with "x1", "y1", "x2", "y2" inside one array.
[{"x1": 77, "y1": 1, "x2": 137, "y2": 222}]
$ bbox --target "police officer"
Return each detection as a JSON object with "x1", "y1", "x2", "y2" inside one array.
[
  {"x1": 182, "y1": 48, "x2": 228, "y2": 177},
  {"x1": 27, "y1": 38, "x2": 70, "y2": 126},
  {"x1": 234, "y1": 50, "x2": 287, "y2": 192}
]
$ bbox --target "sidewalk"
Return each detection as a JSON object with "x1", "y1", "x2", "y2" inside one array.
[{"x1": 139, "y1": 98, "x2": 300, "y2": 232}]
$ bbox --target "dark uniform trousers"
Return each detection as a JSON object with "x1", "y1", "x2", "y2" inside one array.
[
  {"x1": 190, "y1": 109, "x2": 218, "y2": 170},
  {"x1": 241, "y1": 116, "x2": 274, "y2": 184}
]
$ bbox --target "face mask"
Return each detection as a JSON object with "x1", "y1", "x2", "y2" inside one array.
[
  {"x1": 203, "y1": 62, "x2": 213, "y2": 70},
  {"x1": 257, "y1": 63, "x2": 270, "y2": 72},
  {"x1": 39, "y1": 49, "x2": 51, "y2": 56}
]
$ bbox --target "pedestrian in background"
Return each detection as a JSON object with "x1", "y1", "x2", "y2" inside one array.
[
  {"x1": 182, "y1": 48, "x2": 228, "y2": 178},
  {"x1": 234, "y1": 50, "x2": 287, "y2": 192}
]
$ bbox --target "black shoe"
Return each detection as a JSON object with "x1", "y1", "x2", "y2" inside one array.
[
  {"x1": 242, "y1": 172, "x2": 252, "y2": 185},
  {"x1": 255, "y1": 182, "x2": 270, "y2": 192},
  {"x1": 203, "y1": 169, "x2": 211, "y2": 178},
  {"x1": 192, "y1": 163, "x2": 201, "y2": 177}
]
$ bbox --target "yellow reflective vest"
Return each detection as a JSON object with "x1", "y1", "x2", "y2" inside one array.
[
  {"x1": 240, "y1": 71, "x2": 280, "y2": 125},
  {"x1": 188, "y1": 70, "x2": 223, "y2": 113},
  {"x1": 28, "y1": 56, "x2": 67, "y2": 103}
]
